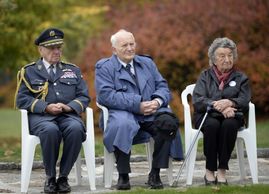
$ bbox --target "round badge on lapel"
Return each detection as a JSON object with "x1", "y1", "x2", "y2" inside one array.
[{"x1": 229, "y1": 81, "x2": 236, "y2": 87}]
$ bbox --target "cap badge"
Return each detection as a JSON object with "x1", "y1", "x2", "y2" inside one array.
[{"x1": 49, "y1": 30, "x2": 55, "y2": 37}]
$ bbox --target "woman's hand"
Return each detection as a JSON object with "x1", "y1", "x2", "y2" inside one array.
[
  {"x1": 213, "y1": 99, "x2": 234, "y2": 112},
  {"x1": 221, "y1": 107, "x2": 237, "y2": 118}
]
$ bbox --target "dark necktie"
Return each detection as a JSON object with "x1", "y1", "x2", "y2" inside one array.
[
  {"x1": 125, "y1": 63, "x2": 140, "y2": 94},
  {"x1": 49, "y1": 64, "x2": 55, "y2": 80},
  {"x1": 126, "y1": 64, "x2": 135, "y2": 78}
]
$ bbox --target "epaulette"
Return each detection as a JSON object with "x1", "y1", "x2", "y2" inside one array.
[
  {"x1": 96, "y1": 58, "x2": 110, "y2": 68},
  {"x1": 61, "y1": 61, "x2": 78, "y2": 67},
  {"x1": 22, "y1": 62, "x2": 35, "y2": 69},
  {"x1": 138, "y1": 54, "x2": 153, "y2": 60}
]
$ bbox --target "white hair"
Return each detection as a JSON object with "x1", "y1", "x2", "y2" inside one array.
[{"x1": 110, "y1": 29, "x2": 134, "y2": 47}]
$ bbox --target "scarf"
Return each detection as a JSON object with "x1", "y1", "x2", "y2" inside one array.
[{"x1": 213, "y1": 65, "x2": 234, "y2": 90}]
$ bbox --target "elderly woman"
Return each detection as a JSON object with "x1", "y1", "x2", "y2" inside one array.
[{"x1": 192, "y1": 37, "x2": 251, "y2": 185}]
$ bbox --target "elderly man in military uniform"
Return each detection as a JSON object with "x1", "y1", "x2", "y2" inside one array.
[
  {"x1": 15, "y1": 28, "x2": 90, "y2": 193},
  {"x1": 95, "y1": 29, "x2": 183, "y2": 190}
]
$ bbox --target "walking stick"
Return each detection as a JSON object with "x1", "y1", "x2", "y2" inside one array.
[{"x1": 172, "y1": 106, "x2": 210, "y2": 187}]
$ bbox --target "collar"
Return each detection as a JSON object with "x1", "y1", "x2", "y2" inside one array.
[
  {"x1": 117, "y1": 56, "x2": 134, "y2": 68},
  {"x1": 42, "y1": 58, "x2": 52, "y2": 70},
  {"x1": 112, "y1": 54, "x2": 140, "y2": 71}
]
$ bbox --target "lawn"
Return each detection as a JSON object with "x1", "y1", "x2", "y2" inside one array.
[
  {"x1": 107, "y1": 184, "x2": 269, "y2": 194},
  {"x1": 0, "y1": 108, "x2": 268, "y2": 162}
]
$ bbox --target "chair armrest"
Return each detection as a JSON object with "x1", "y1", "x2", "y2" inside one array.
[{"x1": 96, "y1": 102, "x2": 109, "y2": 131}]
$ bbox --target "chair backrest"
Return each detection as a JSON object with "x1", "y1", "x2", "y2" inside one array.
[
  {"x1": 181, "y1": 84, "x2": 195, "y2": 128},
  {"x1": 181, "y1": 84, "x2": 196, "y2": 149}
]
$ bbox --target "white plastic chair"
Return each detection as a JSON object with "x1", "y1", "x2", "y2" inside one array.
[
  {"x1": 20, "y1": 107, "x2": 96, "y2": 193},
  {"x1": 181, "y1": 84, "x2": 258, "y2": 185},
  {"x1": 96, "y1": 103, "x2": 173, "y2": 188}
]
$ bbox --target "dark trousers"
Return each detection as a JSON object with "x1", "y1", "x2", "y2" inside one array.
[
  {"x1": 201, "y1": 116, "x2": 243, "y2": 171},
  {"x1": 114, "y1": 121, "x2": 172, "y2": 174},
  {"x1": 31, "y1": 115, "x2": 86, "y2": 178}
]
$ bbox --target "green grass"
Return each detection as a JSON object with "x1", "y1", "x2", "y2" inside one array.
[
  {"x1": 0, "y1": 108, "x2": 268, "y2": 162},
  {"x1": 0, "y1": 109, "x2": 20, "y2": 137},
  {"x1": 256, "y1": 119, "x2": 269, "y2": 148},
  {"x1": 107, "y1": 184, "x2": 269, "y2": 194}
]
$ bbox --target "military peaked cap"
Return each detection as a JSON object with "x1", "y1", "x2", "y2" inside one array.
[{"x1": 35, "y1": 28, "x2": 64, "y2": 47}]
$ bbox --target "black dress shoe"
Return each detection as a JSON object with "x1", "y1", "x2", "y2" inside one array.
[
  {"x1": 204, "y1": 175, "x2": 216, "y2": 186},
  {"x1": 44, "y1": 177, "x2": 57, "y2": 193},
  {"x1": 216, "y1": 177, "x2": 228, "y2": 185},
  {"x1": 116, "y1": 174, "x2": 131, "y2": 190},
  {"x1": 147, "y1": 173, "x2": 163, "y2": 189},
  {"x1": 57, "y1": 177, "x2": 71, "y2": 193}
]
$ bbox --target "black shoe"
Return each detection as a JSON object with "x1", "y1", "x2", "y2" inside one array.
[
  {"x1": 147, "y1": 173, "x2": 163, "y2": 189},
  {"x1": 204, "y1": 175, "x2": 216, "y2": 186},
  {"x1": 216, "y1": 177, "x2": 228, "y2": 185},
  {"x1": 116, "y1": 174, "x2": 131, "y2": 190},
  {"x1": 57, "y1": 177, "x2": 71, "y2": 193},
  {"x1": 44, "y1": 177, "x2": 57, "y2": 193}
]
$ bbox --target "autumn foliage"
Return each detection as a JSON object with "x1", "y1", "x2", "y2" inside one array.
[{"x1": 80, "y1": 0, "x2": 269, "y2": 114}]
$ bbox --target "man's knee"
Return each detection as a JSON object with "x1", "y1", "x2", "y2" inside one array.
[
  {"x1": 37, "y1": 123, "x2": 62, "y2": 143},
  {"x1": 39, "y1": 123, "x2": 60, "y2": 137},
  {"x1": 64, "y1": 121, "x2": 86, "y2": 141}
]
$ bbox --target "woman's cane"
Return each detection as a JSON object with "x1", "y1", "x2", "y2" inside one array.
[{"x1": 172, "y1": 105, "x2": 211, "y2": 187}]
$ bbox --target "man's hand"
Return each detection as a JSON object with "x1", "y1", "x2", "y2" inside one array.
[
  {"x1": 57, "y1": 103, "x2": 72, "y2": 112},
  {"x1": 45, "y1": 103, "x2": 63, "y2": 115},
  {"x1": 45, "y1": 103, "x2": 72, "y2": 115},
  {"x1": 140, "y1": 100, "x2": 160, "y2": 115}
]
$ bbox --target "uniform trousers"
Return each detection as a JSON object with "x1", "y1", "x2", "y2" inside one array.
[
  {"x1": 114, "y1": 121, "x2": 172, "y2": 174},
  {"x1": 30, "y1": 115, "x2": 86, "y2": 178},
  {"x1": 200, "y1": 116, "x2": 244, "y2": 171}
]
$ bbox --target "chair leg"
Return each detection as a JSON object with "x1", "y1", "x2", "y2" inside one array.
[
  {"x1": 104, "y1": 148, "x2": 115, "y2": 188},
  {"x1": 244, "y1": 136, "x2": 258, "y2": 183},
  {"x1": 145, "y1": 138, "x2": 154, "y2": 171},
  {"x1": 82, "y1": 140, "x2": 96, "y2": 190},
  {"x1": 236, "y1": 138, "x2": 246, "y2": 180},
  {"x1": 74, "y1": 153, "x2": 82, "y2": 185},
  {"x1": 186, "y1": 138, "x2": 199, "y2": 185},
  {"x1": 167, "y1": 157, "x2": 173, "y2": 186},
  {"x1": 21, "y1": 139, "x2": 38, "y2": 193}
]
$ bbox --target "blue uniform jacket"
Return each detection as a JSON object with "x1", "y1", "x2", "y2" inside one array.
[
  {"x1": 16, "y1": 59, "x2": 90, "y2": 129},
  {"x1": 95, "y1": 54, "x2": 183, "y2": 160}
]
